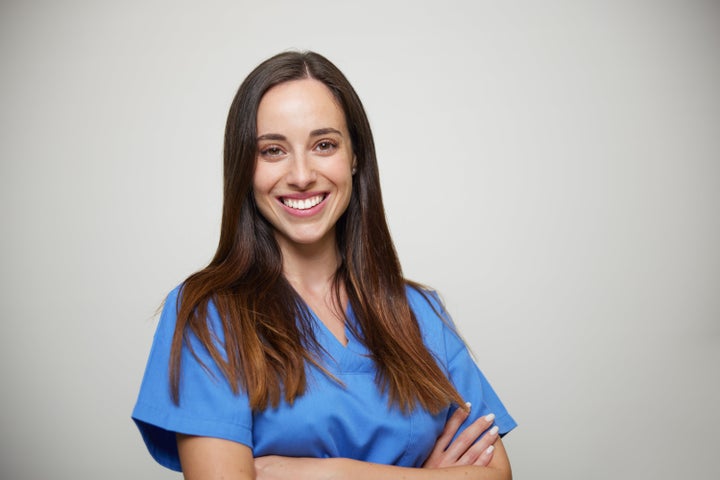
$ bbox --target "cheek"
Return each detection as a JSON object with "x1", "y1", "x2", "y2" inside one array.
[
  {"x1": 331, "y1": 157, "x2": 354, "y2": 185},
  {"x1": 252, "y1": 185, "x2": 275, "y2": 224},
  {"x1": 337, "y1": 167, "x2": 354, "y2": 192},
  {"x1": 252, "y1": 164, "x2": 274, "y2": 197}
]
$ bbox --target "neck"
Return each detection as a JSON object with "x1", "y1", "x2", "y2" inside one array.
[
  {"x1": 277, "y1": 232, "x2": 341, "y2": 295},
  {"x1": 278, "y1": 231, "x2": 348, "y2": 344}
]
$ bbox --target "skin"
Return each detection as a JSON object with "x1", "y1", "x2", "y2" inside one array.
[
  {"x1": 178, "y1": 409, "x2": 510, "y2": 480},
  {"x1": 252, "y1": 78, "x2": 355, "y2": 339},
  {"x1": 177, "y1": 78, "x2": 512, "y2": 479}
]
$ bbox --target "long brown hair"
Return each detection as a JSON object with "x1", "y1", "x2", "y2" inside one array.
[{"x1": 170, "y1": 51, "x2": 464, "y2": 413}]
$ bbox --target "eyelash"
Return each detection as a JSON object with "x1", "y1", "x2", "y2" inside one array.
[
  {"x1": 258, "y1": 140, "x2": 338, "y2": 157},
  {"x1": 259, "y1": 146, "x2": 285, "y2": 157},
  {"x1": 315, "y1": 140, "x2": 338, "y2": 152}
]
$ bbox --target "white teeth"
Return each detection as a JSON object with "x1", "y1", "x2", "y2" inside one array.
[{"x1": 282, "y1": 194, "x2": 324, "y2": 210}]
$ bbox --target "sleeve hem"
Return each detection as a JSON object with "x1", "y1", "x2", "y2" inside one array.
[
  {"x1": 132, "y1": 402, "x2": 253, "y2": 471},
  {"x1": 493, "y1": 411, "x2": 517, "y2": 437}
]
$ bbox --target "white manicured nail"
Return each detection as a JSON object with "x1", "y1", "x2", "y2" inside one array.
[
  {"x1": 485, "y1": 445, "x2": 495, "y2": 455},
  {"x1": 489, "y1": 426, "x2": 499, "y2": 435},
  {"x1": 484, "y1": 413, "x2": 495, "y2": 422}
]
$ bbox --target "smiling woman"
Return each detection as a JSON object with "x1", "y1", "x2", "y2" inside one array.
[
  {"x1": 253, "y1": 78, "x2": 356, "y2": 253},
  {"x1": 132, "y1": 51, "x2": 516, "y2": 480}
]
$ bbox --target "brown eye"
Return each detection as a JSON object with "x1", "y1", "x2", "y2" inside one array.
[
  {"x1": 316, "y1": 141, "x2": 337, "y2": 152},
  {"x1": 260, "y1": 146, "x2": 284, "y2": 157}
]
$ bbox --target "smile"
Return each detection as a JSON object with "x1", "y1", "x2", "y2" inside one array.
[{"x1": 281, "y1": 194, "x2": 326, "y2": 210}]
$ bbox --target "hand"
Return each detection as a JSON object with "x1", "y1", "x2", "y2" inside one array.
[{"x1": 422, "y1": 404, "x2": 500, "y2": 468}]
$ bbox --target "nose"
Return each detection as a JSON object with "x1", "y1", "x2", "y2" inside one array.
[{"x1": 286, "y1": 152, "x2": 317, "y2": 189}]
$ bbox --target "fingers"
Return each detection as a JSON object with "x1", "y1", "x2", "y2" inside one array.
[
  {"x1": 433, "y1": 403, "x2": 471, "y2": 453},
  {"x1": 423, "y1": 404, "x2": 471, "y2": 468},
  {"x1": 474, "y1": 444, "x2": 496, "y2": 467},
  {"x1": 460, "y1": 424, "x2": 500, "y2": 467},
  {"x1": 423, "y1": 405, "x2": 501, "y2": 469},
  {"x1": 443, "y1": 412, "x2": 497, "y2": 463}
]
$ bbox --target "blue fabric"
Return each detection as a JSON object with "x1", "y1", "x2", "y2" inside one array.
[{"x1": 132, "y1": 285, "x2": 516, "y2": 472}]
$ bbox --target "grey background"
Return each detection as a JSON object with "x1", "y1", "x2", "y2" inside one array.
[{"x1": 1, "y1": 1, "x2": 718, "y2": 479}]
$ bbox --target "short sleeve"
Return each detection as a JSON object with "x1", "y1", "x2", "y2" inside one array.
[
  {"x1": 408, "y1": 287, "x2": 517, "y2": 438},
  {"x1": 444, "y1": 329, "x2": 517, "y2": 436},
  {"x1": 131, "y1": 287, "x2": 254, "y2": 471}
]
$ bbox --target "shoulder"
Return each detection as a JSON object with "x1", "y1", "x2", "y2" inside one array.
[
  {"x1": 154, "y1": 284, "x2": 223, "y2": 344},
  {"x1": 156, "y1": 284, "x2": 186, "y2": 329},
  {"x1": 405, "y1": 282, "x2": 439, "y2": 309},
  {"x1": 148, "y1": 285, "x2": 183, "y2": 344},
  {"x1": 160, "y1": 283, "x2": 222, "y2": 322},
  {"x1": 404, "y1": 283, "x2": 447, "y2": 327},
  {"x1": 163, "y1": 284, "x2": 183, "y2": 317},
  {"x1": 404, "y1": 282, "x2": 469, "y2": 365},
  {"x1": 404, "y1": 283, "x2": 456, "y2": 350}
]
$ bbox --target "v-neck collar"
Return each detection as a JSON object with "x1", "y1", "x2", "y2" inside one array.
[{"x1": 308, "y1": 304, "x2": 374, "y2": 374}]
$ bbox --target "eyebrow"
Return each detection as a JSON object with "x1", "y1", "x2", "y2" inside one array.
[
  {"x1": 310, "y1": 128, "x2": 343, "y2": 137},
  {"x1": 256, "y1": 128, "x2": 343, "y2": 142}
]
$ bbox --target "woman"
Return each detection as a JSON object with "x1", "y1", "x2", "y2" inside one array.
[{"x1": 133, "y1": 51, "x2": 516, "y2": 479}]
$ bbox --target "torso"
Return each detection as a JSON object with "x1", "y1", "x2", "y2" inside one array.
[{"x1": 250, "y1": 302, "x2": 447, "y2": 466}]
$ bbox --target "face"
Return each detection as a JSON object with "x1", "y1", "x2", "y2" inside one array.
[{"x1": 253, "y1": 78, "x2": 356, "y2": 253}]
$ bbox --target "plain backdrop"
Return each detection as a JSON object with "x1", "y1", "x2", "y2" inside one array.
[{"x1": 1, "y1": 1, "x2": 718, "y2": 479}]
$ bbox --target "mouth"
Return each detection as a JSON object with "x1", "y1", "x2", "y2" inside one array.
[{"x1": 280, "y1": 194, "x2": 327, "y2": 211}]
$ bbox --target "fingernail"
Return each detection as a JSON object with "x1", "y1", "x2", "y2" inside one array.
[
  {"x1": 484, "y1": 413, "x2": 495, "y2": 422},
  {"x1": 485, "y1": 445, "x2": 495, "y2": 455},
  {"x1": 490, "y1": 426, "x2": 499, "y2": 435},
  {"x1": 465, "y1": 401, "x2": 472, "y2": 409}
]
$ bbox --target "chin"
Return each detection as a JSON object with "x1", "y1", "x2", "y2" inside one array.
[{"x1": 276, "y1": 228, "x2": 334, "y2": 249}]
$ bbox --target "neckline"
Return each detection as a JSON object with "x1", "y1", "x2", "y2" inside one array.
[
  {"x1": 305, "y1": 302, "x2": 376, "y2": 373},
  {"x1": 306, "y1": 302, "x2": 352, "y2": 349}
]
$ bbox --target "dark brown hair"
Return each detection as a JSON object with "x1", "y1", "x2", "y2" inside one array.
[{"x1": 170, "y1": 51, "x2": 464, "y2": 413}]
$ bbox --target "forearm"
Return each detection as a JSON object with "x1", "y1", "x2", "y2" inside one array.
[
  {"x1": 320, "y1": 458, "x2": 510, "y2": 480},
  {"x1": 255, "y1": 455, "x2": 511, "y2": 480},
  {"x1": 255, "y1": 418, "x2": 512, "y2": 480}
]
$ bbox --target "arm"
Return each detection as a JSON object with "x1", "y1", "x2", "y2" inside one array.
[
  {"x1": 177, "y1": 434, "x2": 255, "y2": 480},
  {"x1": 254, "y1": 409, "x2": 511, "y2": 480},
  {"x1": 334, "y1": 438, "x2": 509, "y2": 480},
  {"x1": 255, "y1": 439, "x2": 510, "y2": 480}
]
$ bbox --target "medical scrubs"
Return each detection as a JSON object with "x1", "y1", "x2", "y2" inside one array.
[{"x1": 132, "y1": 285, "x2": 516, "y2": 471}]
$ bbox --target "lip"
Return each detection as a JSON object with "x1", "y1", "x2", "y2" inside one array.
[
  {"x1": 279, "y1": 191, "x2": 327, "y2": 200},
  {"x1": 277, "y1": 192, "x2": 329, "y2": 217}
]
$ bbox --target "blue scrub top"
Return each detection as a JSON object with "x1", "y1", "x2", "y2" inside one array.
[{"x1": 132, "y1": 285, "x2": 516, "y2": 471}]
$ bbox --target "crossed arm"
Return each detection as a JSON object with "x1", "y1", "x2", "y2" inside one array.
[{"x1": 177, "y1": 407, "x2": 512, "y2": 480}]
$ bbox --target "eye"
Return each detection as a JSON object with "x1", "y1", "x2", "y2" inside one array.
[
  {"x1": 259, "y1": 145, "x2": 285, "y2": 158},
  {"x1": 315, "y1": 140, "x2": 337, "y2": 153}
]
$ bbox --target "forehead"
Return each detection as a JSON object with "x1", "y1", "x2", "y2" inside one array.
[{"x1": 256, "y1": 78, "x2": 347, "y2": 135}]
